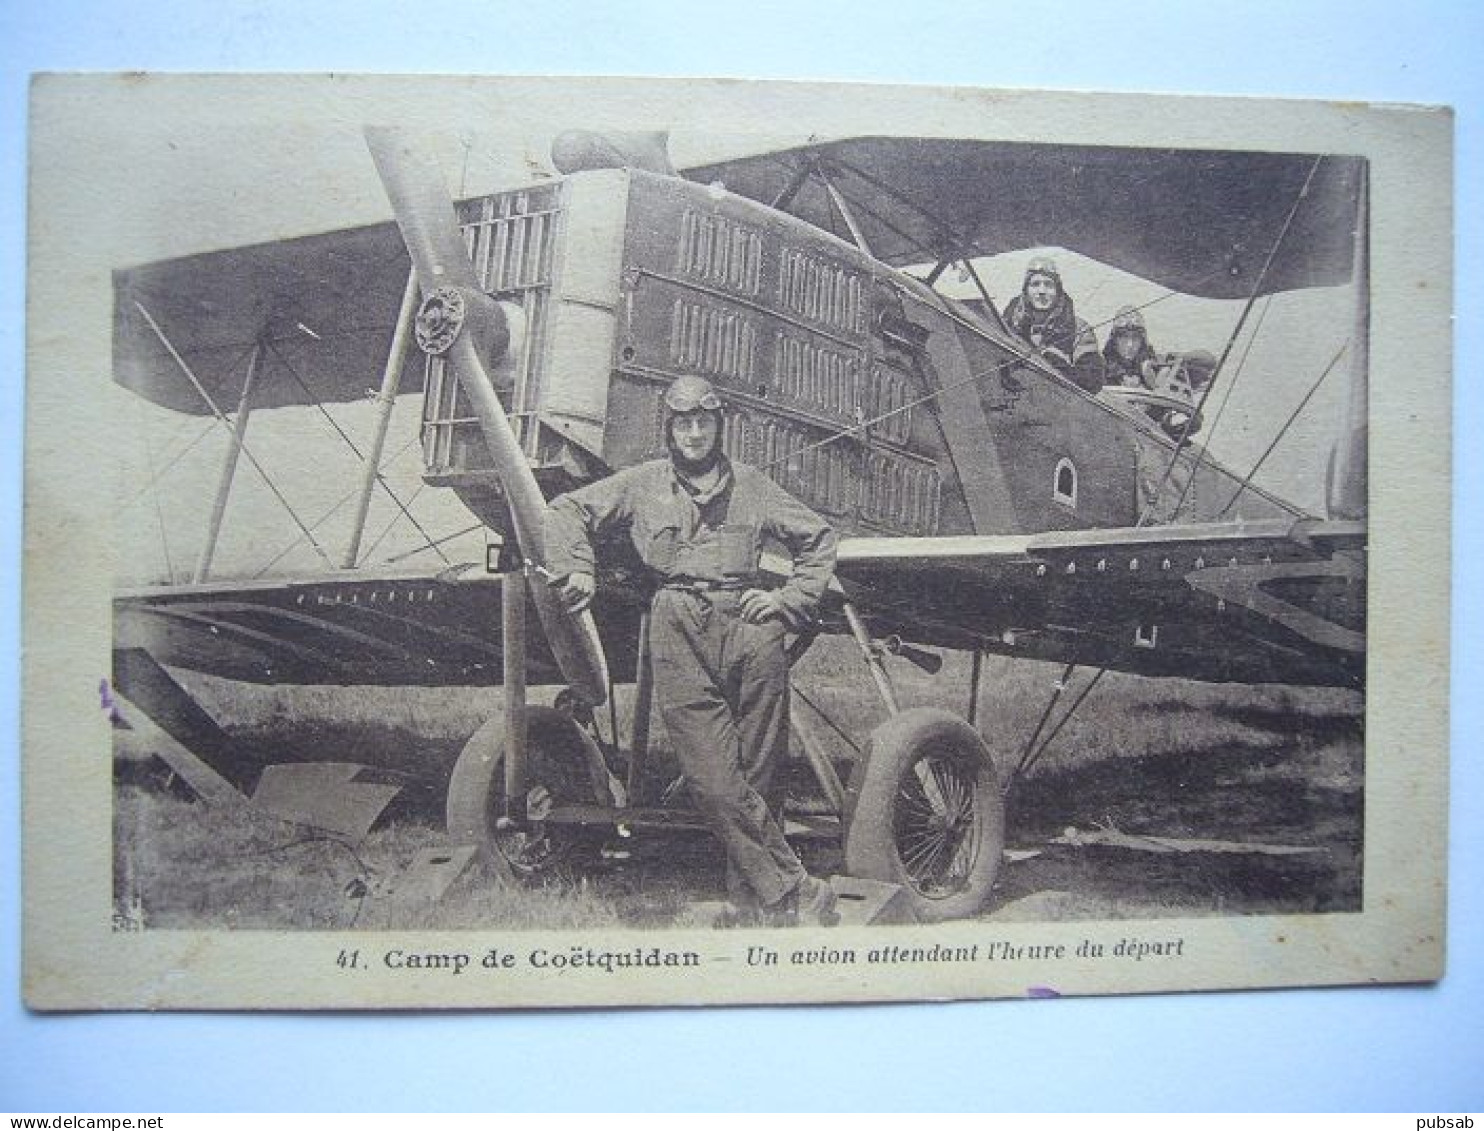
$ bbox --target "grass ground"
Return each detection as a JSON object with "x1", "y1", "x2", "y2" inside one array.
[{"x1": 114, "y1": 639, "x2": 1364, "y2": 930}]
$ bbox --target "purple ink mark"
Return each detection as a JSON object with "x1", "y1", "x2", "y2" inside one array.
[
  {"x1": 1026, "y1": 986, "x2": 1061, "y2": 999},
  {"x1": 99, "y1": 678, "x2": 126, "y2": 726}
]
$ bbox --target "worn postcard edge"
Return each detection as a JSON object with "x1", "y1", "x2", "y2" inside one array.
[{"x1": 21, "y1": 75, "x2": 1453, "y2": 1010}]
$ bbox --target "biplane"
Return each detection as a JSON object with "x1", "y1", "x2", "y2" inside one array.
[{"x1": 111, "y1": 127, "x2": 1368, "y2": 922}]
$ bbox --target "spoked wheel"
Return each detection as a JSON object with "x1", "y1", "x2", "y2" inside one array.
[
  {"x1": 844, "y1": 707, "x2": 1005, "y2": 921},
  {"x1": 446, "y1": 706, "x2": 614, "y2": 878},
  {"x1": 894, "y1": 749, "x2": 984, "y2": 898}
]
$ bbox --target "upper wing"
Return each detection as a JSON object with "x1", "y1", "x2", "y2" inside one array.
[
  {"x1": 833, "y1": 518, "x2": 1365, "y2": 688},
  {"x1": 114, "y1": 562, "x2": 645, "y2": 688},
  {"x1": 114, "y1": 221, "x2": 416, "y2": 415},
  {"x1": 686, "y1": 137, "x2": 1364, "y2": 299}
]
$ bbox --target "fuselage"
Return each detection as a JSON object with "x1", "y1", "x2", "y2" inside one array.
[
  {"x1": 114, "y1": 165, "x2": 1348, "y2": 695},
  {"x1": 419, "y1": 168, "x2": 1302, "y2": 539}
]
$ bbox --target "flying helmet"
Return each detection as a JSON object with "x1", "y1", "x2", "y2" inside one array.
[
  {"x1": 661, "y1": 376, "x2": 725, "y2": 466},
  {"x1": 663, "y1": 374, "x2": 723, "y2": 414},
  {"x1": 1111, "y1": 305, "x2": 1146, "y2": 335},
  {"x1": 1024, "y1": 256, "x2": 1063, "y2": 289}
]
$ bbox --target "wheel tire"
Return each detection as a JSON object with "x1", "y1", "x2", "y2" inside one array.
[
  {"x1": 843, "y1": 707, "x2": 1005, "y2": 922},
  {"x1": 446, "y1": 706, "x2": 613, "y2": 876}
]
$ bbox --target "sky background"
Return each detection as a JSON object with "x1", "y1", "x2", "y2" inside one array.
[{"x1": 4, "y1": 0, "x2": 1481, "y2": 1115}]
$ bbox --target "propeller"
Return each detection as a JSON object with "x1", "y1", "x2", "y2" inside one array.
[{"x1": 364, "y1": 126, "x2": 610, "y2": 706}]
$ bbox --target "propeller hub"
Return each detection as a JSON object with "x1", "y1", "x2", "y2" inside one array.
[
  {"x1": 413, "y1": 286, "x2": 469, "y2": 356},
  {"x1": 413, "y1": 284, "x2": 514, "y2": 375}
]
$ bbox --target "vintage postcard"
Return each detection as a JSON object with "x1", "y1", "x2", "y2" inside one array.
[{"x1": 23, "y1": 75, "x2": 1451, "y2": 1010}]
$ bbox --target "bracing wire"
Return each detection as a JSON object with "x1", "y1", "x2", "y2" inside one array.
[
  {"x1": 133, "y1": 302, "x2": 335, "y2": 569},
  {"x1": 266, "y1": 341, "x2": 449, "y2": 565},
  {"x1": 1139, "y1": 157, "x2": 1327, "y2": 527},
  {"x1": 1216, "y1": 342, "x2": 1348, "y2": 519},
  {"x1": 1012, "y1": 663, "x2": 1078, "y2": 781},
  {"x1": 1197, "y1": 294, "x2": 1274, "y2": 457},
  {"x1": 119, "y1": 341, "x2": 259, "y2": 514},
  {"x1": 131, "y1": 387, "x2": 177, "y2": 582},
  {"x1": 382, "y1": 523, "x2": 484, "y2": 565},
  {"x1": 362, "y1": 479, "x2": 429, "y2": 562},
  {"x1": 250, "y1": 430, "x2": 423, "y2": 577},
  {"x1": 792, "y1": 684, "x2": 864, "y2": 759}
]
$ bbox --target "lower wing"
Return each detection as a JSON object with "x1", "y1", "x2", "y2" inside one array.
[
  {"x1": 832, "y1": 517, "x2": 1365, "y2": 688},
  {"x1": 114, "y1": 562, "x2": 645, "y2": 688}
]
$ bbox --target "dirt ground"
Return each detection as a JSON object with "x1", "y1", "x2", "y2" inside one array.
[{"x1": 113, "y1": 647, "x2": 1363, "y2": 930}]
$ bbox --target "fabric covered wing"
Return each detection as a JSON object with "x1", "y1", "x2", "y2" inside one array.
[
  {"x1": 113, "y1": 564, "x2": 644, "y2": 687},
  {"x1": 833, "y1": 518, "x2": 1365, "y2": 688},
  {"x1": 114, "y1": 221, "x2": 418, "y2": 415},
  {"x1": 686, "y1": 138, "x2": 1363, "y2": 299}
]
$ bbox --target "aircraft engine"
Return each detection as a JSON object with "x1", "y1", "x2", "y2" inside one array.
[{"x1": 422, "y1": 168, "x2": 949, "y2": 543}]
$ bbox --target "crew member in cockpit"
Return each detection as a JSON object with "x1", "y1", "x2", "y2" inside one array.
[
  {"x1": 1102, "y1": 306, "x2": 1161, "y2": 389},
  {"x1": 1003, "y1": 257, "x2": 1104, "y2": 393}
]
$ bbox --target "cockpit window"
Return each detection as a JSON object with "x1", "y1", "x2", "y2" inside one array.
[{"x1": 1054, "y1": 458, "x2": 1078, "y2": 509}]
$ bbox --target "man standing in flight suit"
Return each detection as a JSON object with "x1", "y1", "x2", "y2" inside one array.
[{"x1": 544, "y1": 375, "x2": 839, "y2": 926}]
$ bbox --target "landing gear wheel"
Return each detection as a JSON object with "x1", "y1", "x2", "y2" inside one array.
[
  {"x1": 446, "y1": 705, "x2": 614, "y2": 878},
  {"x1": 844, "y1": 707, "x2": 1005, "y2": 921}
]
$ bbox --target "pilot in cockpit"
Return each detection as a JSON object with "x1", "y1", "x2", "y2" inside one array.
[
  {"x1": 1098, "y1": 305, "x2": 1220, "y2": 438},
  {"x1": 1102, "y1": 305, "x2": 1161, "y2": 389},
  {"x1": 1002, "y1": 257, "x2": 1105, "y2": 394}
]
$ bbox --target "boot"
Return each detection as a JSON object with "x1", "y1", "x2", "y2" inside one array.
[{"x1": 765, "y1": 875, "x2": 839, "y2": 927}]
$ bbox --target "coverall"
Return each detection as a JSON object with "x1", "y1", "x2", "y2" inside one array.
[{"x1": 545, "y1": 457, "x2": 837, "y2": 906}]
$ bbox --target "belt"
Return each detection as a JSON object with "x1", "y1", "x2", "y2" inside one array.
[{"x1": 659, "y1": 578, "x2": 750, "y2": 594}]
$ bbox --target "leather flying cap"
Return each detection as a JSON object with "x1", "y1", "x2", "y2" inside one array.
[
  {"x1": 1112, "y1": 305, "x2": 1146, "y2": 333},
  {"x1": 1025, "y1": 256, "x2": 1062, "y2": 286},
  {"x1": 663, "y1": 375, "x2": 723, "y2": 413}
]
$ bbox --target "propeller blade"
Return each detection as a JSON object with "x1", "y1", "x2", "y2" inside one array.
[
  {"x1": 364, "y1": 127, "x2": 610, "y2": 706},
  {"x1": 364, "y1": 126, "x2": 483, "y2": 293}
]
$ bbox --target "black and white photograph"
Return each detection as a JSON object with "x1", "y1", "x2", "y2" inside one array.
[{"x1": 22, "y1": 75, "x2": 1450, "y2": 1010}]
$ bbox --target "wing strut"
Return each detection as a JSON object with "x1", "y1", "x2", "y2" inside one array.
[
  {"x1": 1015, "y1": 668, "x2": 1107, "y2": 782},
  {"x1": 265, "y1": 337, "x2": 448, "y2": 566},
  {"x1": 1010, "y1": 662, "x2": 1077, "y2": 783},
  {"x1": 193, "y1": 339, "x2": 263, "y2": 583},
  {"x1": 250, "y1": 431, "x2": 424, "y2": 577},
  {"x1": 958, "y1": 257, "x2": 1002, "y2": 322},
  {"x1": 822, "y1": 154, "x2": 974, "y2": 263},
  {"x1": 134, "y1": 301, "x2": 335, "y2": 573},
  {"x1": 768, "y1": 162, "x2": 813, "y2": 212},
  {"x1": 1328, "y1": 166, "x2": 1369, "y2": 521},
  {"x1": 769, "y1": 154, "x2": 932, "y2": 262},
  {"x1": 815, "y1": 162, "x2": 876, "y2": 257},
  {"x1": 344, "y1": 267, "x2": 421, "y2": 567}
]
